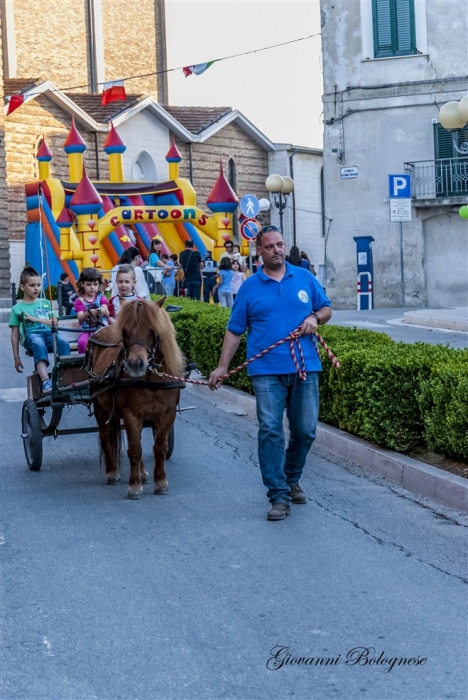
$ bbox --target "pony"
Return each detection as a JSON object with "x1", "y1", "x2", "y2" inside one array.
[{"x1": 87, "y1": 298, "x2": 185, "y2": 499}]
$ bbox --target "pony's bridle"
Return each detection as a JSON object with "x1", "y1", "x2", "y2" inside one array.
[
  {"x1": 121, "y1": 301, "x2": 161, "y2": 374},
  {"x1": 122, "y1": 335, "x2": 161, "y2": 373}
]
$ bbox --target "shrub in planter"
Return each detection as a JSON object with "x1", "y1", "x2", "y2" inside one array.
[
  {"x1": 318, "y1": 326, "x2": 394, "y2": 427},
  {"x1": 329, "y1": 342, "x2": 452, "y2": 452},
  {"x1": 419, "y1": 352, "x2": 468, "y2": 461}
]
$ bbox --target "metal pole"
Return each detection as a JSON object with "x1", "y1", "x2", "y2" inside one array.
[
  {"x1": 278, "y1": 194, "x2": 284, "y2": 233},
  {"x1": 57, "y1": 281, "x2": 63, "y2": 316},
  {"x1": 399, "y1": 221, "x2": 405, "y2": 307},
  {"x1": 11, "y1": 282, "x2": 16, "y2": 306}
]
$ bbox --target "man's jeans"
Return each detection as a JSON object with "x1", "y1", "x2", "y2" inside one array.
[
  {"x1": 186, "y1": 278, "x2": 202, "y2": 300},
  {"x1": 203, "y1": 277, "x2": 218, "y2": 304},
  {"x1": 252, "y1": 372, "x2": 319, "y2": 504},
  {"x1": 24, "y1": 330, "x2": 70, "y2": 366}
]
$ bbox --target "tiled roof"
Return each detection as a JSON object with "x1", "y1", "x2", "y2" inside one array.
[
  {"x1": 4, "y1": 78, "x2": 39, "y2": 94},
  {"x1": 163, "y1": 106, "x2": 232, "y2": 134},
  {"x1": 64, "y1": 92, "x2": 143, "y2": 123}
]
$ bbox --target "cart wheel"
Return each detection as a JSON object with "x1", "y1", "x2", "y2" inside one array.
[
  {"x1": 166, "y1": 424, "x2": 175, "y2": 459},
  {"x1": 43, "y1": 406, "x2": 63, "y2": 433},
  {"x1": 21, "y1": 399, "x2": 43, "y2": 471}
]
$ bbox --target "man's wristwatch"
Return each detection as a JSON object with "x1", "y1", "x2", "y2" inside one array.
[{"x1": 310, "y1": 312, "x2": 320, "y2": 325}]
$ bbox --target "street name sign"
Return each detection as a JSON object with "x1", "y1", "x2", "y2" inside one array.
[{"x1": 340, "y1": 166, "x2": 358, "y2": 179}]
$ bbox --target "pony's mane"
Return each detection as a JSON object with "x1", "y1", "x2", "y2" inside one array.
[{"x1": 115, "y1": 299, "x2": 185, "y2": 377}]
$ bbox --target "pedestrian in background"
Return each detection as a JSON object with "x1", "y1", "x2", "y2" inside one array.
[
  {"x1": 213, "y1": 257, "x2": 234, "y2": 308},
  {"x1": 231, "y1": 259, "x2": 246, "y2": 300},
  {"x1": 286, "y1": 245, "x2": 303, "y2": 268},
  {"x1": 179, "y1": 239, "x2": 203, "y2": 300},
  {"x1": 202, "y1": 250, "x2": 219, "y2": 304}
]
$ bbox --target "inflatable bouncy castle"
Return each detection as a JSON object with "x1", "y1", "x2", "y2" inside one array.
[{"x1": 25, "y1": 119, "x2": 241, "y2": 286}]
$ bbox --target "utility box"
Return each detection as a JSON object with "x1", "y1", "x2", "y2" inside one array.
[{"x1": 353, "y1": 236, "x2": 374, "y2": 310}]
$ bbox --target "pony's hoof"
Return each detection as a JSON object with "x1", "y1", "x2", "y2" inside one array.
[
  {"x1": 107, "y1": 476, "x2": 120, "y2": 486},
  {"x1": 154, "y1": 486, "x2": 169, "y2": 495},
  {"x1": 127, "y1": 489, "x2": 143, "y2": 500},
  {"x1": 141, "y1": 475, "x2": 149, "y2": 485}
]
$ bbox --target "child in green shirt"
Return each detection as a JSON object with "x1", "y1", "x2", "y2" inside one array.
[{"x1": 9, "y1": 266, "x2": 70, "y2": 394}]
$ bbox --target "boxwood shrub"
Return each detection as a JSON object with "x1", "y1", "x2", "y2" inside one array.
[{"x1": 161, "y1": 298, "x2": 467, "y2": 462}]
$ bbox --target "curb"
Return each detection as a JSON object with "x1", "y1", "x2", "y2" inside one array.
[
  {"x1": 403, "y1": 309, "x2": 468, "y2": 332},
  {"x1": 186, "y1": 381, "x2": 468, "y2": 514}
]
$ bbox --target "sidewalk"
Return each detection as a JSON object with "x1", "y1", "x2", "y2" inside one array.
[
  {"x1": 187, "y1": 380, "x2": 468, "y2": 514},
  {"x1": 403, "y1": 306, "x2": 468, "y2": 332}
]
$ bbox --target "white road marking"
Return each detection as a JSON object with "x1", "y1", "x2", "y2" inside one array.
[
  {"x1": 0, "y1": 388, "x2": 27, "y2": 402},
  {"x1": 42, "y1": 636, "x2": 54, "y2": 656}
]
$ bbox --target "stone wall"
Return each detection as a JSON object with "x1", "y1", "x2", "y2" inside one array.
[
  {"x1": 0, "y1": 14, "x2": 10, "y2": 295},
  {"x1": 101, "y1": 0, "x2": 158, "y2": 96},
  {"x1": 5, "y1": 96, "x2": 110, "y2": 243},
  {"x1": 14, "y1": 0, "x2": 90, "y2": 89},
  {"x1": 173, "y1": 122, "x2": 270, "y2": 224},
  {"x1": 11, "y1": 0, "x2": 161, "y2": 96}
]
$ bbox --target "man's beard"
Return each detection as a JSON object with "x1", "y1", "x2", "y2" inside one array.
[{"x1": 264, "y1": 257, "x2": 285, "y2": 271}]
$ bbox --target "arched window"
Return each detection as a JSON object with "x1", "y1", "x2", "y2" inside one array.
[
  {"x1": 131, "y1": 151, "x2": 157, "y2": 182},
  {"x1": 228, "y1": 158, "x2": 238, "y2": 238}
]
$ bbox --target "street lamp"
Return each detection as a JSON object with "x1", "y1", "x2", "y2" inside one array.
[
  {"x1": 438, "y1": 97, "x2": 468, "y2": 154},
  {"x1": 438, "y1": 97, "x2": 468, "y2": 221},
  {"x1": 265, "y1": 174, "x2": 294, "y2": 233}
]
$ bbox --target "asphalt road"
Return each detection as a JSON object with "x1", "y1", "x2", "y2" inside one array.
[
  {"x1": 0, "y1": 322, "x2": 467, "y2": 700},
  {"x1": 329, "y1": 308, "x2": 467, "y2": 349}
]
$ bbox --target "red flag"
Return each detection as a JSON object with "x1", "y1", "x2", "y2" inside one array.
[
  {"x1": 101, "y1": 80, "x2": 127, "y2": 106},
  {"x1": 6, "y1": 94, "x2": 25, "y2": 115}
]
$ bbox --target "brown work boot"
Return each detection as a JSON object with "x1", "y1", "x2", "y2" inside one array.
[
  {"x1": 289, "y1": 483, "x2": 307, "y2": 504},
  {"x1": 267, "y1": 502, "x2": 291, "y2": 521}
]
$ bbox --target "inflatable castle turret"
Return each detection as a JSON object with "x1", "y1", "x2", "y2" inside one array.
[
  {"x1": 206, "y1": 161, "x2": 239, "y2": 258},
  {"x1": 104, "y1": 122, "x2": 126, "y2": 183},
  {"x1": 63, "y1": 117, "x2": 87, "y2": 183}
]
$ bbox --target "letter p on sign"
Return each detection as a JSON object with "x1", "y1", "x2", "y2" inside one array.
[{"x1": 389, "y1": 174, "x2": 411, "y2": 198}]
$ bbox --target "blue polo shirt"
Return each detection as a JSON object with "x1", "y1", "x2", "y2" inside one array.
[{"x1": 227, "y1": 262, "x2": 331, "y2": 375}]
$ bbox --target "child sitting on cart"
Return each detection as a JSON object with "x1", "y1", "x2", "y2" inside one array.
[
  {"x1": 10, "y1": 266, "x2": 70, "y2": 394},
  {"x1": 73, "y1": 268, "x2": 110, "y2": 353},
  {"x1": 108, "y1": 264, "x2": 141, "y2": 318}
]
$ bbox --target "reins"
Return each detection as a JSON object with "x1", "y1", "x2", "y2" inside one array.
[{"x1": 154, "y1": 328, "x2": 340, "y2": 386}]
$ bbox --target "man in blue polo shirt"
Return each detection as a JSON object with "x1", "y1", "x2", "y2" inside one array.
[{"x1": 209, "y1": 225, "x2": 332, "y2": 521}]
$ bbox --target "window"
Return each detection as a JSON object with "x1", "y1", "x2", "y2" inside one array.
[
  {"x1": 131, "y1": 151, "x2": 157, "y2": 182},
  {"x1": 372, "y1": 0, "x2": 416, "y2": 57},
  {"x1": 433, "y1": 125, "x2": 468, "y2": 197}
]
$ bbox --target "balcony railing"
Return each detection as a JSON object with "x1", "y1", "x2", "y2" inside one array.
[{"x1": 404, "y1": 157, "x2": 468, "y2": 199}]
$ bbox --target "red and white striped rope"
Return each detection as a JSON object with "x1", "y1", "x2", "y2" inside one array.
[{"x1": 156, "y1": 327, "x2": 340, "y2": 386}]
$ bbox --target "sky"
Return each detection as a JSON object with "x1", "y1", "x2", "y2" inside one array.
[{"x1": 165, "y1": 1, "x2": 323, "y2": 148}]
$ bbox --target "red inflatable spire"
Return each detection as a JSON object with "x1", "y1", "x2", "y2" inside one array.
[
  {"x1": 70, "y1": 165, "x2": 103, "y2": 214},
  {"x1": 63, "y1": 116, "x2": 87, "y2": 152},
  {"x1": 207, "y1": 161, "x2": 238, "y2": 205}
]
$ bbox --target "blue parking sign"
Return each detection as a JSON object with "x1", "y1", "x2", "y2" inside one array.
[{"x1": 388, "y1": 174, "x2": 411, "y2": 198}]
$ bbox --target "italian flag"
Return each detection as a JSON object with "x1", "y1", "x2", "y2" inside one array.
[
  {"x1": 101, "y1": 80, "x2": 127, "y2": 106},
  {"x1": 183, "y1": 60, "x2": 218, "y2": 78}
]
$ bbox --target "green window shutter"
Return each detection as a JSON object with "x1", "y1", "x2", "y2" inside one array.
[
  {"x1": 395, "y1": 0, "x2": 416, "y2": 54},
  {"x1": 373, "y1": 0, "x2": 416, "y2": 57},
  {"x1": 434, "y1": 124, "x2": 468, "y2": 160},
  {"x1": 434, "y1": 125, "x2": 454, "y2": 160}
]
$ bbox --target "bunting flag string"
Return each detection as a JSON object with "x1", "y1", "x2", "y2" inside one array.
[
  {"x1": 183, "y1": 60, "x2": 219, "y2": 78},
  {"x1": 101, "y1": 80, "x2": 127, "y2": 106},
  {"x1": 4, "y1": 32, "x2": 320, "y2": 114}
]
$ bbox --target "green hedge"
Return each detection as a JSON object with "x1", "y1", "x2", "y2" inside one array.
[{"x1": 160, "y1": 297, "x2": 468, "y2": 462}]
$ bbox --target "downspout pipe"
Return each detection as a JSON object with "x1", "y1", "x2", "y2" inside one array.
[
  {"x1": 87, "y1": 0, "x2": 96, "y2": 93},
  {"x1": 188, "y1": 143, "x2": 193, "y2": 184},
  {"x1": 289, "y1": 148, "x2": 298, "y2": 246}
]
